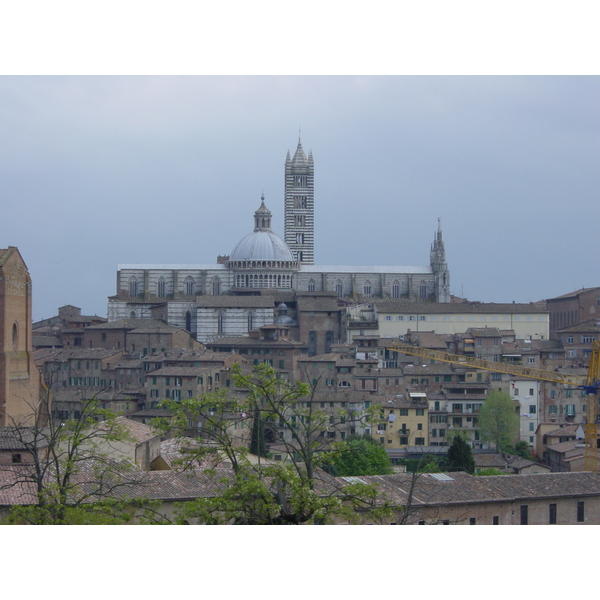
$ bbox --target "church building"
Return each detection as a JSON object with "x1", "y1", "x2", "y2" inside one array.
[{"x1": 108, "y1": 139, "x2": 450, "y2": 347}]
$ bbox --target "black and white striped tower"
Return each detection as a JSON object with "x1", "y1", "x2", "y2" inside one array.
[{"x1": 284, "y1": 138, "x2": 314, "y2": 265}]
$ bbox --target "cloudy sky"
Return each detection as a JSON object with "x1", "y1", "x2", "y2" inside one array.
[{"x1": 1, "y1": 75, "x2": 598, "y2": 321}]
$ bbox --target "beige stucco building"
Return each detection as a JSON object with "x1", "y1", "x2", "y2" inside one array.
[{"x1": 346, "y1": 301, "x2": 549, "y2": 341}]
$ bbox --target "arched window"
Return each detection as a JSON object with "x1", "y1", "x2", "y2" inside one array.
[
  {"x1": 392, "y1": 280, "x2": 400, "y2": 299},
  {"x1": 336, "y1": 280, "x2": 344, "y2": 298},
  {"x1": 325, "y1": 330, "x2": 334, "y2": 354},
  {"x1": 296, "y1": 233, "x2": 304, "y2": 244},
  {"x1": 419, "y1": 283, "x2": 428, "y2": 299},
  {"x1": 185, "y1": 311, "x2": 192, "y2": 332},
  {"x1": 12, "y1": 323, "x2": 18, "y2": 351},
  {"x1": 130, "y1": 311, "x2": 136, "y2": 319},
  {"x1": 157, "y1": 277, "x2": 166, "y2": 297},
  {"x1": 363, "y1": 280, "x2": 372, "y2": 298},
  {"x1": 129, "y1": 276, "x2": 138, "y2": 298},
  {"x1": 185, "y1": 276, "x2": 195, "y2": 296},
  {"x1": 308, "y1": 279, "x2": 316, "y2": 292},
  {"x1": 212, "y1": 277, "x2": 221, "y2": 296},
  {"x1": 247, "y1": 312, "x2": 253, "y2": 332},
  {"x1": 217, "y1": 312, "x2": 224, "y2": 334}
]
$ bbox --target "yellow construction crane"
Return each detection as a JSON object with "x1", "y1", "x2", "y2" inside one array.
[{"x1": 389, "y1": 342, "x2": 600, "y2": 472}]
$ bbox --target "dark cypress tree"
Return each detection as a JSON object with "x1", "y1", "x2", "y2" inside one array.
[
  {"x1": 447, "y1": 435, "x2": 475, "y2": 474},
  {"x1": 249, "y1": 407, "x2": 267, "y2": 457}
]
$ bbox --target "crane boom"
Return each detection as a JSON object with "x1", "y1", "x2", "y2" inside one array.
[
  {"x1": 388, "y1": 344, "x2": 585, "y2": 386},
  {"x1": 390, "y1": 342, "x2": 598, "y2": 473}
]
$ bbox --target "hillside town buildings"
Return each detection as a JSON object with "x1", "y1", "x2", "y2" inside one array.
[{"x1": 4, "y1": 134, "x2": 600, "y2": 523}]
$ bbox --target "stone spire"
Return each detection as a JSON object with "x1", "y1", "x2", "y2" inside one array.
[
  {"x1": 291, "y1": 138, "x2": 308, "y2": 168},
  {"x1": 430, "y1": 219, "x2": 450, "y2": 302}
]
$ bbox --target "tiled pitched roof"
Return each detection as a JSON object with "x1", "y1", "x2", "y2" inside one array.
[
  {"x1": 87, "y1": 318, "x2": 168, "y2": 330},
  {"x1": 360, "y1": 471, "x2": 600, "y2": 506},
  {"x1": 545, "y1": 424, "x2": 581, "y2": 438},
  {"x1": 546, "y1": 288, "x2": 600, "y2": 302},
  {"x1": 42, "y1": 348, "x2": 123, "y2": 361}
]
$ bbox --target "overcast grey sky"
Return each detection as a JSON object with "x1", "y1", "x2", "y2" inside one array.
[{"x1": 1, "y1": 75, "x2": 598, "y2": 320}]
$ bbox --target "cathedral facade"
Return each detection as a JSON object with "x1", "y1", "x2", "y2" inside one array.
[{"x1": 108, "y1": 140, "x2": 450, "y2": 343}]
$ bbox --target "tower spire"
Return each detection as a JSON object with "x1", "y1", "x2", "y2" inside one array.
[
  {"x1": 430, "y1": 218, "x2": 449, "y2": 302},
  {"x1": 285, "y1": 136, "x2": 314, "y2": 265}
]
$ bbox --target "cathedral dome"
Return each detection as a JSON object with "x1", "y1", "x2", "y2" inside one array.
[
  {"x1": 230, "y1": 231, "x2": 294, "y2": 262},
  {"x1": 229, "y1": 196, "x2": 295, "y2": 263}
]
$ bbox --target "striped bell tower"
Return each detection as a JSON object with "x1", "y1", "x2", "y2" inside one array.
[{"x1": 284, "y1": 138, "x2": 314, "y2": 265}]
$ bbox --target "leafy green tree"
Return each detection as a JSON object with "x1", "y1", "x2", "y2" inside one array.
[
  {"x1": 513, "y1": 440, "x2": 532, "y2": 459},
  {"x1": 249, "y1": 407, "x2": 267, "y2": 458},
  {"x1": 478, "y1": 390, "x2": 520, "y2": 451},
  {"x1": 0, "y1": 390, "x2": 154, "y2": 524},
  {"x1": 328, "y1": 435, "x2": 393, "y2": 476},
  {"x1": 155, "y1": 363, "x2": 399, "y2": 524},
  {"x1": 446, "y1": 434, "x2": 475, "y2": 474}
]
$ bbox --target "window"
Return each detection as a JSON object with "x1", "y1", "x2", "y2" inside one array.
[
  {"x1": 493, "y1": 516, "x2": 499, "y2": 525},
  {"x1": 577, "y1": 501, "x2": 585, "y2": 522},
  {"x1": 529, "y1": 405, "x2": 536, "y2": 413},
  {"x1": 12, "y1": 453, "x2": 22, "y2": 464},
  {"x1": 417, "y1": 423, "x2": 423, "y2": 430},
  {"x1": 363, "y1": 281, "x2": 372, "y2": 298},
  {"x1": 129, "y1": 276, "x2": 138, "y2": 297},
  {"x1": 549, "y1": 503, "x2": 557, "y2": 524},
  {"x1": 469, "y1": 518, "x2": 476, "y2": 525},
  {"x1": 529, "y1": 422, "x2": 534, "y2": 431},
  {"x1": 549, "y1": 405, "x2": 557, "y2": 414},
  {"x1": 185, "y1": 276, "x2": 195, "y2": 296},
  {"x1": 528, "y1": 357, "x2": 535, "y2": 364},
  {"x1": 520, "y1": 505, "x2": 528, "y2": 525},
  {"x1": 212, "y1": 277, "x2": 221, "y2": 296},
  {"x1": 414, "y1": 437, "x2": 425, "y2": 445},
  {"x1": 566, "y1": 405, "x2": 576, "y2": 416},
  {"x1": 416, "y1": 408, "x2": 425, "y2": 416},
  {"x1": 157, "y1": 277, "x2": 166, "y2": 297}
]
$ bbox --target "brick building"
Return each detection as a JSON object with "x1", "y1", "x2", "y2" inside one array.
[{"x1": 0, "y1": 247, "x2": 43, "y2": 426}]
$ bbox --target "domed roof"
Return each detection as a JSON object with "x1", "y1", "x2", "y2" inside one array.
[
  {"x1": 229, "y1": 195, "x2": 295, "y2": 263},
  {"x1": 230, "y1": 230, "x2": 295, "y2": 262}
]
